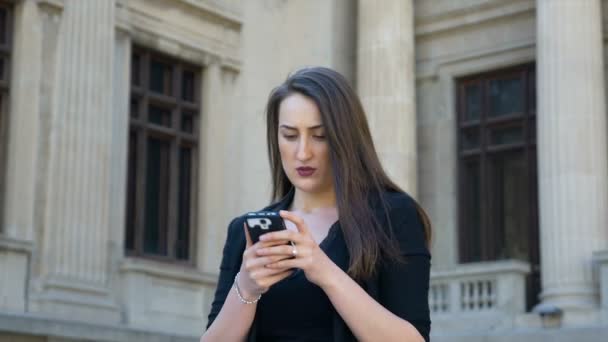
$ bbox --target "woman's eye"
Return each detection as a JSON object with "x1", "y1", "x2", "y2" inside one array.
[
  {"x1": 313, "y1": 135, "x2": 326, "y2": 140},
  {"x1": 283, "y1": 135, "x2": 297, "y2": 140}
]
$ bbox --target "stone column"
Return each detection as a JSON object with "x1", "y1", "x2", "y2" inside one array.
[
  {"x1": 0, "y1": 0, "x2": 62, "y2": 313},
  {"x1": 356, "y1": 0, "x2": 417, "y2": 196},
  {"x1": 199, "y1": 61, "x2": 225, "y2": 273},
  {"x1": 2, "y1": 0, "x2": 41, "y2": 242},
  {"x1": 536, "y1": 0, "x2": 608, "y2": 313},
  {"x1": 34, "y1": 0, "x2": 118, "y2": 322}
]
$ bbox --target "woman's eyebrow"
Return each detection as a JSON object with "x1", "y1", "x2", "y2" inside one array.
[{"x1": 279, "y1": 124, "x2": 324, "y2": 130}]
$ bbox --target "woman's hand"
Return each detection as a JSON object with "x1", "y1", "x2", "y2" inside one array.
[
  {"x1": 237, "y1": 223, "x2": 294, "y2": 299},
  {"x1": 257, "y1": 210, "x2": 337, "y2": 287}
]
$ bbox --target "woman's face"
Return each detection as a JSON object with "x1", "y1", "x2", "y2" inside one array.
[{"x1": 278, "y1": 93, "x2": 333, "y2": 195}]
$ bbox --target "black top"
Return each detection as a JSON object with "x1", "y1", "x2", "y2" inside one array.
[
  {"x1": 256, "y1": 221, "x2": 340, "y2": 342},
  {"x1": 207, "y1": 190, "x2": 431, "y2": 342}
]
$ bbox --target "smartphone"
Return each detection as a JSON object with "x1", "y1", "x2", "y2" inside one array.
[{"x1": 244, "y1": 211, "x2": 288, "y2": 243}]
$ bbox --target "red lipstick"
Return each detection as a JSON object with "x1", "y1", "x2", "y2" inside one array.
[{"x1": 296, "y1": 167, "x2": 316, "y2": 177}]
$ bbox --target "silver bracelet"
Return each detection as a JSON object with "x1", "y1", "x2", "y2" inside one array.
[{"x1": 233, "y1": 272, "x2": 261, "y2": 305}]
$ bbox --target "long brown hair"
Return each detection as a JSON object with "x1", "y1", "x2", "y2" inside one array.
[{"x1": 265, "y1": 67, "x2": 431, "y2": 280}]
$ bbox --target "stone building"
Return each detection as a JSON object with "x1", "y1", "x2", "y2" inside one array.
[{"x1": 0, "y1": 0, "x2": 607, "y2": 341}]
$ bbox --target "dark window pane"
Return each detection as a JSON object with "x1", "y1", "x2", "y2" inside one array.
[
  {"x1": 181, "y1": 110, "x2": 195, "y2": 133},
  {"x1": 489, "y1": 77, "x2": 523, "y2": 117},
  {"x1": 130, "y1": 97, "x2": 139, "y2": 118},
  {"x1": 529, "y1": 119, "x2": 536, "y2": 142},
  {"x1": 148, "y1": 104, "x2": 172, "y2": 127},
  {"x1": 0, "y1": 57, "x2": 4, "y2": 82},
  {"x1": 176, "y1": 147, "x2": 192, "y2": 260},
  {"x1": 461, "y1": 128, "x2": 480, "y2": 150},
  {"x1": 150, "y1": 59, "x2": 173, "y2": 95},
  {"x1": 144, "y1": 137, "x2": 171, "y2": 255},
  {"x1": 0, "y1": 92, "x2": 4, "y2": 142},
  {"x1": 489, "y1": 125, "x2": 524, "y2": 146},
  {"x1": 125, "y1": 131, "x2": 138, "y2": 251},
  {"x1": 132, "y1": 54, "x2": 141, "y2": 86},
  {"x1": 487, "y1": 152, "x2": 529, "y2": 261},
  {"x1": 462, "y1": 159, "x2": 481, "y2": 262},
  {"x1": 528, "y1": 70, "x2": 536, "y2": 113},
  {"x1": 0, "y1": 8, "x2": 6, "y2": 45},
  {"x1": 182, "y1": 70, "x2": 195, "y2": 102},
  {"x1": 464, "y1": 83, "x2": 481, "y2": 121}
]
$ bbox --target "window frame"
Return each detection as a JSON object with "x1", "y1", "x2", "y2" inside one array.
[
  {"x1": 456, "y1": 63, "x2": 539, "y2": 309},
  {"x1": 126, "y1": 45, "x2": 200, "y2": 265},
  {"x1": 0, "y1": 0, "x2": 14, "y2": 234}
]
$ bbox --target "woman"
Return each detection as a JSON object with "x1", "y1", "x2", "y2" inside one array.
[{"x1": 202, "y1": 67, "x2": 431, "y2": 342}]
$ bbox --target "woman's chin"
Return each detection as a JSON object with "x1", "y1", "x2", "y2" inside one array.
[{"x1": 291, "y1": 179, "x2": 324, "y2": 194}]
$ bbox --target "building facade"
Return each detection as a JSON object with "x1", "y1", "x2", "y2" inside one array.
[{"x1": 0, "y1": 0, "x2": 606, "y2": 341}]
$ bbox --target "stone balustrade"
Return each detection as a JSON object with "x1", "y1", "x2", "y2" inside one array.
[{"x1": 430, "y1": 260, "x2": 530, "y2": 316}]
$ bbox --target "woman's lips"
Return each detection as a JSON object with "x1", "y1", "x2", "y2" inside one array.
[{"x1": 296, "y1": 167, "x2": 316, "y2": 177}]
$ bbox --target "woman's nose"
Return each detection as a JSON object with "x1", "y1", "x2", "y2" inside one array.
[{"x1": 296, "y1": 138, "x2": 312, "y2": 161}]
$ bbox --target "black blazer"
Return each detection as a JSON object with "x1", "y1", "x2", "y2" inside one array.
[{"x1": 207, "y1": 190, "x2": 431, "y2": 341}]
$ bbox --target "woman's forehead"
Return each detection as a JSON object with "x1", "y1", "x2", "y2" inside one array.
[{"x1": 278, "y1": 93, "x2": 322, "y2": 126}]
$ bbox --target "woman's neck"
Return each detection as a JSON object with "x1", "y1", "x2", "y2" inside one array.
[{"x1": 291, "y1": 188, "x2": 337, "y2": 213}]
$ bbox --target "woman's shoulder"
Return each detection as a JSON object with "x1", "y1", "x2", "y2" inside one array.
[
  {"x1": 376, "y1": 190, "x2": 430, "y2": 256},
  {"x1": 374, "y1": 190, "x2": 418, "y2": 216}
]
